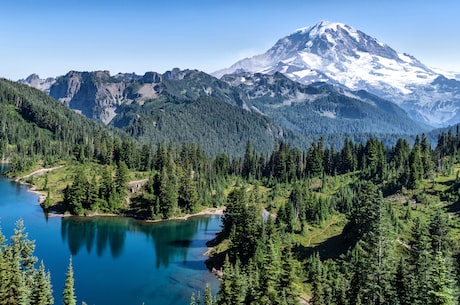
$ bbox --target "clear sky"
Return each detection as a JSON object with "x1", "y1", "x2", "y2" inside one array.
[{"x1": 1, "y1": 0, "x2": 459, "y2": 80}]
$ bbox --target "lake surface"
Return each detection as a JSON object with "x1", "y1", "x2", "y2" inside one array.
[{"x1": 0, "y1": 164, "x2": 220, "y2": 305}]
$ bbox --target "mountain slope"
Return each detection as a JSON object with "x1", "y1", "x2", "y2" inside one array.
[
  {"x1": 42, "y1": 69, "x2": 248, "y2": 125},
  {"x1": 19, "y1": 68, "x2": 426, "y2": 155},
  {"x1": 214, "y1": 21, "x2": 460, "y2": 128},
  {"x1": 222, "y1": 72, "x2": 426, "y2": 135},
  {"x1": 0, "y1": 78, "x2": 120, "y2": 169},
  {"x1": 112, "y1": 95, "x2": 285, "y2": 156}
]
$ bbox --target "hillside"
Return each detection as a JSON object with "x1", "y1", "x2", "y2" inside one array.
[
  {"x1": 0, "y1": 78, "x2": 120, "y2": 172},
  {"x1": 222, "y1": 72, "x2": 426, "y2": 135},
  {"x1": 19, "y1": 68, "x2": 428, "y2": 155},
  {"x1": 111, "y1": 95, "x2": 286, "y2": 156}
]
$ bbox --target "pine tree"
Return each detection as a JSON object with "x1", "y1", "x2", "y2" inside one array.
[
  {"x1": 279, "y1": 245, "x2": 300, "y2": 305},
  {"x1": 178, "y1": 168, "x2": 199, "y2": 213},
  {"x1": 31, "y1": 261, "x2": 54, "y2": 305},
  {"x1": 99, "y1": 165, "x2": 115, "y2": 209},
  {"x1": 159, "y1": 167, "x2": 178, "y2": 218},
  {"x1": 63, "y1": 257, "x2": 76, "y2": 305},
  {"x1": 242, "y1": 140, "x2": 255, "y2": 179},
  {"x1": 204, "y1": 283, "x2": 214, "y2": 305},
  {"x1": 228, "y1": 260, "x2": 247, "y2": 304},
  {"x1": 257, "y1": 240, "x2": 282, "y2": 304},
  {"x1": 5, "y1": 250, "x2": 29, "y2": 305},
  {"x1": 311, "y1": 274, "x2": 325, "y2": 305},
  {"x1": 429, "y1": 252, "x2": 455, "y2": 305},
  {"x1": 115, "y1": 160, "x2": 129, "y2": 195},
  {"x1": 11, "y1": 219, "x2": 37, "y2": 272},
  {"x1": 407, "y1": 137, "x2": 423, "y2": 189},
  {"x1": 408, "y1": 217, "x2": 431, "y2": 305},
  {"x1": 363, "y1": 137, "x2": 385, "y2": 183},
  {"x1": 394, "y1": 258, "x2": 411, "y2": 305},
  {"x1": 429, "y1": 209, "x2": 451, "y2": 255},
  {"x1": 190, "y1": 292, "x2": 197, "y2": 305},
  {"x1": 217, "y1": 256, "x2": 234, "y2": 305},
  {"x1": 420, "y1": 133, "x2": 434, "y2": 177}
]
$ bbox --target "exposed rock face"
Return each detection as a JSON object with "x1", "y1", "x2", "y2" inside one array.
[
  {"x1": 48, "y1": 71, "x2": 163, "y2": 124},
  {"x1": 18, "y1": 74, "x2": 56, "y2": 94},
  {"x1": 50, "y1": 71, "x2": 119, "y2": 124},
  {"x1": 29, "y1": 69, "x2": 249, "y2": 125}
]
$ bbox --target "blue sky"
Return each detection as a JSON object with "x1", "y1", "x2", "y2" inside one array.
[{"x1": 1, "y1": 0, "x2": 459, "y2": 80}]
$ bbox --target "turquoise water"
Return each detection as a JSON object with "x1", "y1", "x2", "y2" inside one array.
[{"x1": 0, "y1": 164, "x2": 220, "y2": 305}]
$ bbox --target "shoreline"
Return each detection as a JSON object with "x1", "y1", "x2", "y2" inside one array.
[
  {"x1": 46, "y1": 207, "x2": 225, "y2": 222},
  {"x1": 13, "y1": 166, "x2": 64, "y2": 205},
  {"x1": 144, "y1": 207, "x2": 225, "y2": 223},
  {"x1": 12, "y1": 166, "x2": 225, "y2": 223}
]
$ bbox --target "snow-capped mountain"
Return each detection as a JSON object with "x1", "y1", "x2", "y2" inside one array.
[{"x1": 214, "y1": 21, "x2": 460, "y2": 128}]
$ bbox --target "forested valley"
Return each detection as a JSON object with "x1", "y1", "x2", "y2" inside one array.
[{"x1": 2, "y1": 77, "x2": 460, "y2": 304}]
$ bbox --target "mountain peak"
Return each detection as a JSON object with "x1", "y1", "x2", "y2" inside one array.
[
  {"x1": 213, "y1": 21, "x2": 460, "y2": 127},
  {"x1": 18, "y1": 73, "x2": 56, "y2": 94},
  {"x1": 295, "y1": 20, "x2": 349, "y2": 35}
]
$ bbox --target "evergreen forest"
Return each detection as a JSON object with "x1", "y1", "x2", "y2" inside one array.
[{"x1": 2, "y1": 77, "x2": 460, "y2": 304}]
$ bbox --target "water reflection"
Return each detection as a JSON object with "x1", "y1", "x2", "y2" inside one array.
[
  {"x1": 60, "y1": 216, "x2": 214, "y2": 268},
  {"x1": 61, "y1": 217, "x2": 127, "y2": 258}
]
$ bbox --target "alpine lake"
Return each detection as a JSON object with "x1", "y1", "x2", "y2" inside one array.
[{"x1": 0, "y1": 164, "x2": 220, "y2": 305}]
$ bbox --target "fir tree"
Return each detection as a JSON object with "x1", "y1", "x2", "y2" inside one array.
[
  {"x1": 217, "y1": 256, "x2": 237, "y2": 305},
  {"x1": 63, "y1": 257, "x2": 76, "y2": 305},
  {"x1": 31, "y1": 261, "x2": 54, "y2": 305},
  {"x1": 115, "y1": 160, "x2": 129, "y2": 195},
  {"x1": 204, "y1": 283, "x2": 214, "y2": 305},
  {"x1": 429, "y1": 252, "x2": 455, "y2": 305},
  {"x1": 394, "y1": 258, "x2": 411, "y2": 305}
]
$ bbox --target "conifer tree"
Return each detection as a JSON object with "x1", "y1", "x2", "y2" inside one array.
[
  {"x1": 228, "y1": 259, "x2": 247, "y2": 304},
  {"x1": 31, "y1": 261, "x2": 54, "y2": 305},
  {"x1": 407, "y1": 137, "x2": 424, "y2": 189},
  {"x1": 408, "y1": 217, "x2": 431, "y2": 305},
  {"x1": 11, "y1": 219, "x2": 37, "y2": 272},
  {"x1": 190, "y1": 292, "x2": 197, "y2": 305},
  {"x1": 420, "y1": 133, "x2": 434, "y2": 177},
  {"x1": 204, "y1": 283, "x2": 214, "y2": 305},
  {"x1": 257, "y1": 240, "x2": 282, "y2": 304},
  {"x1": 115, "y1": 160, "x2": 129, "y2": 195},
  {"x1": 217, "y1": 256, "x2": 236, "y2": 305},
  {"x1": 99, "y1": 165, "x2": 115, "y2": 209},
  {"x1": 279, "y1": 245, "x2": 300, "y2": 305},
  {"x1": 429, "y1": 252, "x2": 455, "y2": 305},
  {"x1": 63, "y1": 257, "x2": 76, "y2": 305},
  {"x1": 394, "y1": 258, "x2": 411, "y2": 305},
  {"x1": 429, "y1": 209, "x2": 451, "y2": 255},
  {"x1": 159, "y1": 167, "x2": 178, "y2": 218},
  {"x1": 242, "y1": 140, "x2": 255, "y2": 179},
  {"x1": 178, "y1": 168, "x2": 199, "y2": 213}
]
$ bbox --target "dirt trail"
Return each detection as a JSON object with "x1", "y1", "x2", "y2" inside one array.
[{"x1": 16, "y1": 166, "x2": 64, "y2": 182}]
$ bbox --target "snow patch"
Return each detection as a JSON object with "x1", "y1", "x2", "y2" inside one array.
[
  {"x1": 315, "y1": 110, "x2": 337, "y2": 119},
  {"x1": 251, "y1": 106, "x2": 266, "y2": 116}
]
